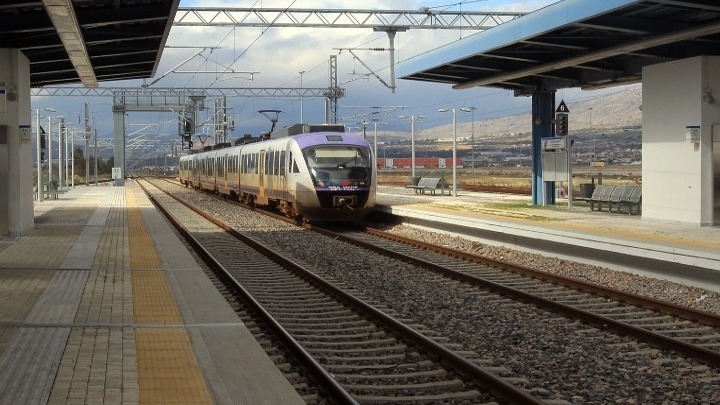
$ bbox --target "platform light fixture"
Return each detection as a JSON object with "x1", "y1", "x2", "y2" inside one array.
[{"x1": 43, "y1": 0, "x2": 97, "y2": 87}]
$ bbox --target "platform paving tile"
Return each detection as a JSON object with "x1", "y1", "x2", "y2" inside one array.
[
  {"x1": 2, "y1": 185, "x2": 308, "y2": 404},
  {"x1": 0, "y1": 268, "x2": 88, "y2": 404}
]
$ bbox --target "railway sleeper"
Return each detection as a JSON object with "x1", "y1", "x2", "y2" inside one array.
[
  {"x1": 323, "y1": 360, "x2": 438, "y2": 372},
  {"x1": 297, "y1": 337, "x2": 400, "y2": 347},
  {"x1": 352, "y1": 390, "x2": 484, "y2": 404},
  {"x1": 348, "y1": 379, "x2": 470, "y2": 392},
  {"x1": 308, "y1": 344, "x2": 406, "y2": 353}
]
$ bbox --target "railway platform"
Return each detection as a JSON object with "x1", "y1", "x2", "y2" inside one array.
[
  {"x1": 0, "y1": 182, "x2": 305, "y2": 405},
  {"x1": 375, "y1": 185, "x2": 720, "y2": 293}
]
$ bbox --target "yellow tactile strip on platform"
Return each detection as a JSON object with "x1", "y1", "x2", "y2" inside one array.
[
  {"x1": 126, "y1": 190, "x2": 213, "y2": 403},
  {"x1": 136, "y1": 328, "x2": 213, "y2": 404}
]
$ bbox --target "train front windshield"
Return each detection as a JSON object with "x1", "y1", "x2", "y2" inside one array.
[{"x1": 304, "y1": 146, "x2": 372, "y2": 189}]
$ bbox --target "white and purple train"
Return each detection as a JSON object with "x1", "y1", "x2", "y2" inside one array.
[{"x1": 179, "y1": 124, "x2": 377, "y2": 222}]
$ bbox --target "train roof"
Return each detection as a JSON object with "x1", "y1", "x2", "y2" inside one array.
[{"x1": 293, "y1": 132, "x2": 370, "y2": 150}]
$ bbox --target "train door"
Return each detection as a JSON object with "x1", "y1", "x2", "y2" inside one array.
[
  {"x1": 258, "y1": 150, "x2": 266, "y2": 202},
  {"x1": 280, "y1": 150, "x2": 287, "y2": 199}
]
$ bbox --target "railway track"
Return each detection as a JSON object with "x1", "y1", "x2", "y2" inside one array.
[
  {"x1": 315, "y1": 226, "x2": 720, "y2": 366},
  {"x1": 137, "y1": 177, "x2": 540, "y2": 404},
  {"x1": 139, "y1": 175, "x2": 720, "y2": 402}
]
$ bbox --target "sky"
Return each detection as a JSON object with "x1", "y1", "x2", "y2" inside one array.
[{"x1": 29, "y1": 0, "x2": 626, "y2": 152}]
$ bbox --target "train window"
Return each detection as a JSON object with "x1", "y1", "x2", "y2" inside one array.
[
  {"x1": 274, "y1": 150, "x2": 279, "y2": 175},
  {"x1": 266, "y1": 149, "x2": 273, "y2": 175},
  {"x1": 303, "y1": 146, "x2": 370, "y2": 168},
  {"x1": 280, "y1": 151, "x2": 286, "y2": 175}
]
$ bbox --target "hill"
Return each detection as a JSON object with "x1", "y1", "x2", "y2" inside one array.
[{"x1": 418, "y1": 84, "x2": 642, "y2": 140}]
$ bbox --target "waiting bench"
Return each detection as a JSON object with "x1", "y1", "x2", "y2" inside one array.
[
  {"x1": 405, "y1": 177, "x2": 449, "y2": 195},
  {"x1": 44, "y1": 181, "x2": 66, "y2": 199},
  {"x1": 587, "y1": 184, "x2": 641, "y2": 214}
]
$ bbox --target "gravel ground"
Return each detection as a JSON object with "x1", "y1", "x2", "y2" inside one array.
[
  {"x1": 374, "y1": 222, "x2": 720, "y2": 317},
  {"x1": 162, "y1": 181, "x2": 720, "y2": 403}
]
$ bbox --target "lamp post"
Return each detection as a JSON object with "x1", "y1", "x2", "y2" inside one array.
[
  {"x1": 461, "y1": 107, "x2": 476, "y2": 172},
  {"x1": 398, "y1": 114, "x2": 425, "y2": 180},
  {"x1": 438, "y1": 108, "x2": 458, "y2": 197},
  {"x1": 48, "y1": 116, "x2": 53, "y2": 186},
  {"x1": 35, "y1": 107, "x2": 55, "y2": 202},
  {"x1": 57, "y1": 117, "x2": 65, "y2": 189},
  {"x1": 440, "y1": 108, "x2": 475, "y2": 197},
  {"x1": 65, "y1": 125, "x2": 70, "y2": 189},
  {"x1": 70, "y1": 129, "x2": 75, "y2": 188}
]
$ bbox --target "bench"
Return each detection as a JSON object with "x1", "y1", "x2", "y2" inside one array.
[
  {"x1": 405, "y1": 177, "x2": 449, "y2": 195},
  {"x1": 587, "y1": 184, "x2": 641, "y2": 214},
  {"x1": 612, "y1": 185, "x2": 642, "y2": 214},
  {"x1": 43, "y1": 180, "x2": 65, "y2": 199},
  {"x1": 589, "y1": 184, "x2": 615, "y2": 211}
]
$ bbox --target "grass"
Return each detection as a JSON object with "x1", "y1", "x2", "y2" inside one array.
[{"x1": 378, "y1": 166, "x2": 641, "y2": 195}]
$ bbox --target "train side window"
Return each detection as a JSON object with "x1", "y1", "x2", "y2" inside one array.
[
  {"x1": 280, "y1": 151, "x2": 286, "y2": 175},
  {"x1": 273, "y1": 150, "x2": 279, "y2": 175}
]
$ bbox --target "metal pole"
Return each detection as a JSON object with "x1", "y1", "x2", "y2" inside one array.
[
  {"x1": 58, "y1": 117, "x2": 64, "y2": 189},
  {"x1": 65, "y1": 126, "x2": 69, "y2": 188},
  {"x1": 374, "y1": 122, "x2": 378, "y2": 170},
  {"x1": 71, "y1": 131, "x2": 75, "y2": 188},
  {"x1": 452, "y1": 109, "x2": 457, "y2": 197},
  {"x1": 36, "y1": 110, "x2": 43, "y2": 202},
  {"x1": 411, "y1": 116, "x2": 415, "y2": 179},
  {"x1": 471, "y1": 108, "x2": 475, "y2": 173},
  {"x1": 48, "y1": 117, "x2": 53, "y2": 185},
  {"x1": 299, "y1": 71, "x2": 304, "y2": 123},
  {"x1": 85, "y1": 102, "x2": 90, "y2": 186},
  {"x1": 94, "y1": 127, "x2": 98, "y2": 186},
  {"x1": 567, "y1": 133, "x2": 573, "y2": 208}
]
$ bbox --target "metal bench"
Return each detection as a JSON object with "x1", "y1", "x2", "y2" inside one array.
[
  {"x1": 405, "y1": 177, "x2": 449, "y2": 195},
  {"x1": 617, "y1": 186, "x2": 642, "y2": 215},
  {"x1": 589, "y1": 184, "x2": 615, "y2": 211},
  {"x1": 44, "y1": 180, "x2": 65, "y2": 199}
]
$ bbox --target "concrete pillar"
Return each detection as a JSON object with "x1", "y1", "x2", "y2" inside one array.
[
  {"x1": 642, "y1": 56, "x2": 720, "y2": 225},
  {"x1": 0, "y1": 49, "x2": 33, "y2": 237},
  {"x1": 531, "y1": 90, "x2": 556, "y2": 205}
]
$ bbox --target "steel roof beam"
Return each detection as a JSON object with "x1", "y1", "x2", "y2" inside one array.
[
  {"x1": 173, "y1": 7, "x2": 525, "y2": 30},
  {"x1": 453, "y1": 19, "x2": 720, "y2": 89}
]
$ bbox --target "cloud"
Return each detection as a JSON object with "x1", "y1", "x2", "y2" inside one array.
[{"x1": 35, "y1": 0, "x2": 570, "y2": 142}]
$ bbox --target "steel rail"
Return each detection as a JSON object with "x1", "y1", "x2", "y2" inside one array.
[
  {"x1": 136, "y1": 178, "x2": 359, "y2": 405},
  {"x1": 309, "y1": 225, "x2": 720, "y2": 367},
  {"x1": 363, "y1": 227, "x2": 720, "y2": 328},
  {"x1": 142, "y1": 176, "x2": 543, "y2": 404}
]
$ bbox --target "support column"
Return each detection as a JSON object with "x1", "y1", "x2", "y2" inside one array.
[
  {"x1": 642, "y1": 56, "x2": 720, "y2": 224},
  {"x1": 113, "y1": 108, "x2": 125, "y2": 186},
  {"x1": 0, "y1": 49, "x2": 33, "y2": 236},
  {"x1": 531, "y1": 90, "x2": 556, "y2": 205}
]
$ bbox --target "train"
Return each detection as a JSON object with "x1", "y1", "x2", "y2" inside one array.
[{"x1": 179, "y1": 124, "x2": 377, "y2": 222}]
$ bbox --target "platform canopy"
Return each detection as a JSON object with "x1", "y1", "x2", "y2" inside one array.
[
  {"x1": 396, "y1": 0, "x2": 720, "y2": 94},
  {"x1": 0, "y1": 0, "x2": 179, "y2": 87}
]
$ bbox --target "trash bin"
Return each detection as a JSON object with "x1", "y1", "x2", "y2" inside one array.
[{"x1": 579, "y1": 183, "x2": 595, "y2": 198}]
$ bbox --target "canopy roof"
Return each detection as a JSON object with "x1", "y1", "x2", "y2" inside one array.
[
  {"x1": 0, "y1": 0, "x2": 179, "y2": 86},
  {"x1": 397, "y1": 0, "x2": 720, "y2": 93}
]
